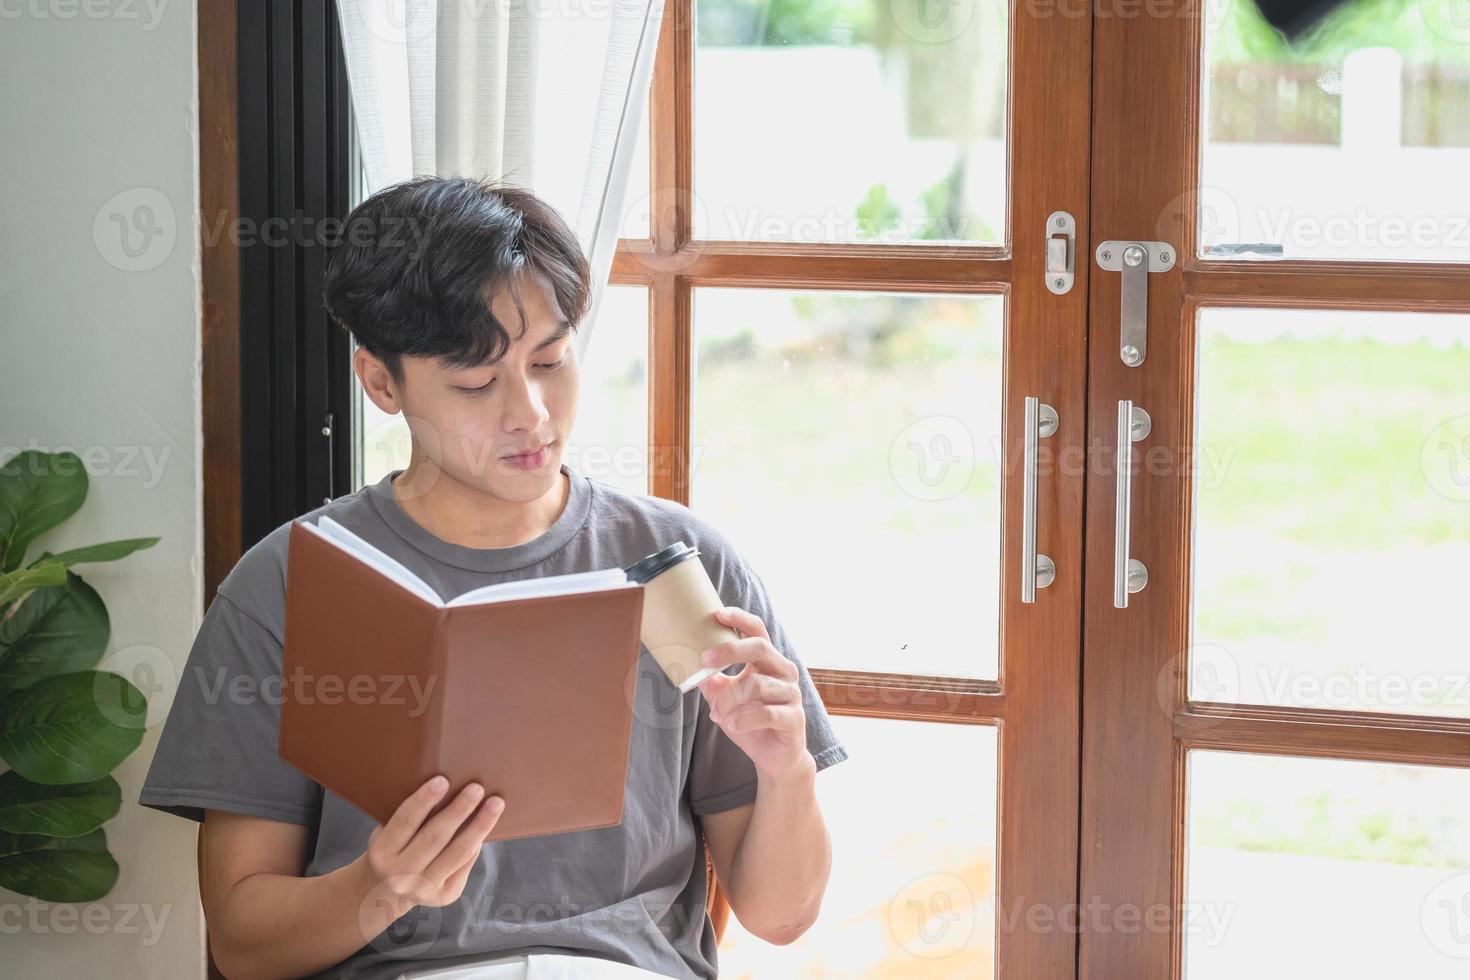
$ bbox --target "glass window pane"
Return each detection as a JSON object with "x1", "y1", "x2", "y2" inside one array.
[
  {"x1": 1190, "y1": 308, "x2": 1470, "y2": 716},
  {"x1": 356, "y1": 286, "x2": 649, "y2": 496},
  {"x1": 1185, "y1": 750, "x2": 1470, "y2": 978},
  {"x1": 691, "y1": 289, "x2": 1004, "y2": 679},
  {"x1": 693, "y1": 0, "x2": 1007, "y2": 244},
  {"x1": 717, "y1": 716, "x2": 998, "y2": 977},
  {"x1": 567, "y1": 285, "x2": 650, "y2": 497},
  {"x1": 1200, "y1": 0, "x2": 1470, "y2": 261}
]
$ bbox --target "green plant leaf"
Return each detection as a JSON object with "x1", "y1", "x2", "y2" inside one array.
[
  {"x1": 0, "y1": 828, "x2": 118, "y2": 902},
  {"x1": 0, "y1": 570, "x2": 110, "y2": 698},
  {"x1": 0, "y1": 671, "x2": 145, "y2": 784},
  {"x1": 0, "y1": 450, "x2": 89, "y2": 573},
  {"x1": 0, "y1": 771, "x2": 120, "y2": 836},
  {"x1": 0, "y1": 560, "x2": 67, "y2": 608},
  {"x1": 34, "y1": 537, "x2": 160, "y2": 569}
]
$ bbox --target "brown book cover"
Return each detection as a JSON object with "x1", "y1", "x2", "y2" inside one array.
[{"x1": 278, "y1": 517, "x2": 645, "y2": 841}]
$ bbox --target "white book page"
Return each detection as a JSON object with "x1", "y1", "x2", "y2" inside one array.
[
  {"x1": 445, "y1": 568, "x2": 632, "y2": 608},
  {"x1": 300, "y1": 516, "x2": 443, "y2": 606}
]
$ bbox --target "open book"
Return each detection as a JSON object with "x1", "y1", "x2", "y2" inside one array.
[
  {"x1": 297, "y1": 515, "x2": 632, "y2": 607},
  {"x1": 278, "y1": 516, "x2": 646, "y2": 839}
]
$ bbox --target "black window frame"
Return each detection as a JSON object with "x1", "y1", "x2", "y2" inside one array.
[{"x1": 237, "y1": 0, "x2": 356, "y2": 545}]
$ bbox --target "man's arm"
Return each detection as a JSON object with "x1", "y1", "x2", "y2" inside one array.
[
  {"x1": 699, "y1": 753, "x2": 829, "y2": 945},
  {"x1": 203, "y1": 777, "x2": 505, "y2": 979},
  {"x1": 695, "y1": 603, "x2": 836, "y2": 945},
  {"x1": 203, "y1": 811, "x2": 377, "y2": 978}
]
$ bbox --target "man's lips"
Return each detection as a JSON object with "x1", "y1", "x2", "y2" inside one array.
[{"x1": 501, "y1": 440, "x2": 552, "y2": 461}]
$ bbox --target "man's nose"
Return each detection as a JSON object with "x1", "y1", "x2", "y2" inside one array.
[{"x1": 500, "y1": 370, "x2": 551, "y2": 430}]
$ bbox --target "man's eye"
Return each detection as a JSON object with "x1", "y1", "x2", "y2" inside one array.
[{"x1": 456, "y1": 358, "x2": 561, "y2": 391}]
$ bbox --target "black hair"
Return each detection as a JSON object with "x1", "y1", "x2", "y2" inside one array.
[{"x1": 320, "y1": 175, "x2": 591, "y2": 387}]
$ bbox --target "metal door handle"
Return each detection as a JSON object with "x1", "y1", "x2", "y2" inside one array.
[
  {"x1": 1096, "y1": 241, "x2": 1175, "y2": 367},
  {"x1": 1021, "y1": 396, "x2": 1059, "y2": 603},
  {"x1": 1114, "y1": 400, "x2": 1151, "y2": 608}
]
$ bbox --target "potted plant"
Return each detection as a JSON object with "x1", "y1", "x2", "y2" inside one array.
[{"x1": 0, "y1": 449, "x2": 158, "y2": 902}]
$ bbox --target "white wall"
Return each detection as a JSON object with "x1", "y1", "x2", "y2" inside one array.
[{"x1": 0, "y1": 2, "x2": 205, "y2": 977}]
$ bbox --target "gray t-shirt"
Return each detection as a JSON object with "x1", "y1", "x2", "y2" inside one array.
[{"x1": 138, "y1": 463, "x2": 849, "y2": 980}]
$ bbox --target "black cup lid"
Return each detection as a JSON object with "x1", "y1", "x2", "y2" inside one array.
[{"x1": 624, "y1": 541, "x2": 700, "y2": 584}]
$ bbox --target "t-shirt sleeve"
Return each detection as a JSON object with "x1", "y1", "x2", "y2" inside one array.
[
  {"x1": 137, "y1": 589, "x2": 322, "y2": 826},
  {"x1": 686, "y1": 545, "x2": 850, "y2": 817}
]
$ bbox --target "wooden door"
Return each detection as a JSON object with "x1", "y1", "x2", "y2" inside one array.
[
  {"x1": 604, "y1": 0, "x2": 1093, "y2": 975},
  {"x1": 1080, "y1": 0, "x2": 1470, "y2": 976}
]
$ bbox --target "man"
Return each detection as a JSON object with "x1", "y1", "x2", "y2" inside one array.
[{"x1": 139, "y1": 175, "x2": 850, "y2": 979}]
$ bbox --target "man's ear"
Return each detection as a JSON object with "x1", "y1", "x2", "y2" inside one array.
[{"x1": 354, "y1": 347, "x2": 402, "y2": 414}]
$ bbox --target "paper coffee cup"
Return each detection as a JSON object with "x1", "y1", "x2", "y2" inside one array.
[{"x1": 624, "y1": 542, "x2": 736, "y2": 693}]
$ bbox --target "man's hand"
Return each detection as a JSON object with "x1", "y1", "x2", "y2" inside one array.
[
  {"x1": 696, "y1": 606, "x2": 813, "y2": 781},
  {"x1": 352, "y1": 775, "x2": 506, "y2": 934},
  {"x1": 201, "y1": 779, "x2": 505, "y2": 980}
]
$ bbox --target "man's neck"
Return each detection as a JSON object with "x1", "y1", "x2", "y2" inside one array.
[{"x1": 390, "y1": 462, "x2": 570, "y2": 551}]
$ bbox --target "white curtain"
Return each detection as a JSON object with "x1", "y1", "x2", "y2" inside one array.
[{"x1": 334, "y1": 0, "x2": 664, "y2": 364}]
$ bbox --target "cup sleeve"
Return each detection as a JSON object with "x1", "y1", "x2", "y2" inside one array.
[
  {"x1": 137, "y1": 591, "x2": 322, "y2": 827},
  {"x1": 686, "y1": 550, "x2": 850, "y2": 817}
]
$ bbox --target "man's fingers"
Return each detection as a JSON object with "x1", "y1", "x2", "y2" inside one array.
[
  {"x1": 378, "y1": 775, "x2": 451, "y2": 854},
  {"x1": 723, "y1": 701, "x2": 802, "y2": 734},
  {"x1": 400, "y1": 782, "x2": 486, "y2": 870},
  {"x1": 698, "y1": 635, "x2": 767, "y2": 672},
  {"x1": 714, "y1": 606, "x2": 769, "y2": 642},
  {"x1": 701, "y1": 634, "x2": 797, "y2": 684},
  {"x1": 423, "y1": 795, "x2": 505, "y2": 888},
  {"x1": 438, "y1": 844, "x2": 481, "y2": 899},
  {"x1": 707, "y1": 672, "x2": 795, "y2": 723}
]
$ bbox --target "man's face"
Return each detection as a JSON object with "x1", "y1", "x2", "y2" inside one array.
[{"x1": 359, "y1": 269, "x2": 581, "y2": 502}]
